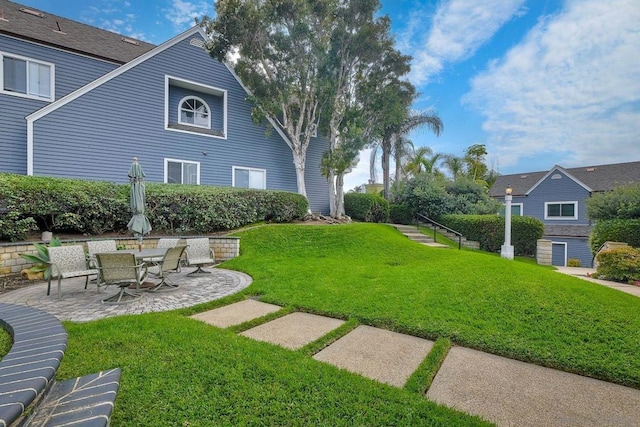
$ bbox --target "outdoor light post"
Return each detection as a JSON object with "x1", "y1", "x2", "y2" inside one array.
[{"x1": 501, "y1": 185, "x2": 514, "y2": 260}]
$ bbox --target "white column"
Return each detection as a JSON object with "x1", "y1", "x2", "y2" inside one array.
[{"x1": 501, "y1": 192, "x2": 514, "y2": 260}]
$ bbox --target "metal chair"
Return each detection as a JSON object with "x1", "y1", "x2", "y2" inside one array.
[
  {"x1": 185, "y1": 238, "x2": 216, "y2": 275},
  {"x1": 146, "y1": 238, "x2": 180, "y2": 264},
  {"x1": 146, "y1": 245, "x2": 187, "y2": 291},
  {"x1": 48, "y1": 245, "x2": 99, "y2": 299},
  {"x1": 95, "y1": 252, "x2": 148, "y2": 304},
  {"x1": 86, "y1": 240, "x2": 118, "y2": 268}
]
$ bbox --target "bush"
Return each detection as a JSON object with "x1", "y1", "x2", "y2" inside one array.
[
  {"x1": 0, "y1": 173, "x2": 308, "y2": 240},
  {"x1": 441, "y1": 214, "x2": 544, "y2": 256},
  {"x1": 586, "y1": 183, "x2": 640, "y2": 220},
  {"x1": 567, "y1": 258, "x2": 581, "y2": 267},
  {"x1": 589, "y1": 219, "x2": 640, "y2": 253},
  {"x1": 595, "y1": 246, "x2": 640, "y2": 283},
  {"x1": 344, "y1": 193, "x2": 389, "y2": 223},
  {"x1": 389, "y1": 203, "x2": 415, "y2": 225}
]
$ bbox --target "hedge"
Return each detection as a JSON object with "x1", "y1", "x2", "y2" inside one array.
[
  {"x1": 344, "y1": 193, "x2": 389, "y2": 223},
  {"x1": 0, "y1": 173, "x2": 309, "y2": 241},
  {"x1": 440, "y1": 214, "x2": 544, "y2": 256},
  {"x1": 589, "y1": 218, "x2": 640, "y2": 253},
  {"x1": 595, "y1": 246, "x2": 640, "y2": 283}
]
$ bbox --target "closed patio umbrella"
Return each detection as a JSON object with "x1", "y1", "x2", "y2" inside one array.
[{"x1": 127, "y1": 157, "x2": 151, "y2": 250}]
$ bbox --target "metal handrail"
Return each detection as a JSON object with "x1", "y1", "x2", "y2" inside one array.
[{"x1": 415, "y1": 213, "x2": 462, "y2": 250}]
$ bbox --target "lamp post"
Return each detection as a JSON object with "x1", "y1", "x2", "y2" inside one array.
[{"x1": 501, "y1": 185, "x2": 514, "y2": 260}]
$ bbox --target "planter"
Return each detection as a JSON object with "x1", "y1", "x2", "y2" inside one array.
[{"x1": 42, "y1": 231, "x2": 53, "y2": 242}]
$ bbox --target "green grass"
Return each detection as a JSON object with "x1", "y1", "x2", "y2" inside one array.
[
  {"x1": 50, "y1": 223, "x2": 640, "y2": 425},
  {"x1": 223, "y1": 223, "x2": 640, "y2": 388},
  {"x1": 0, "y1": 328, "x2": 10, "y2": 358}
]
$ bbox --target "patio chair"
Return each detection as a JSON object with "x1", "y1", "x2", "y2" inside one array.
[
  {"x1": 48, "y1": 245, "x2": 99, "y2": 299},
  {"x1": 86, "y1": 240, "x2": 118, "y2": 267},
  {"x1": 185, "y1": 238, "x2": 216, "y2": 275},
  {"x1": 146, "y1": 238, "x2": 181, "y2": 264},
  {"x1": 95, "y1": 252, "x2": 148, "y2": 304},
  {"x1": 146, "y1": 245, "x2": 187, "y2": 291}
]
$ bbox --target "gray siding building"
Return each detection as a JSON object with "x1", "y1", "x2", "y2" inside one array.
[
  {"x1": 1, "y1": 1, "x2": 330, "y2": 213},
  {"x1": 490, "y1": 162, "x2": 640, "y2": 267}
]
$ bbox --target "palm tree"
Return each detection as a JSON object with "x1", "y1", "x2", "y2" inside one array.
[
  {"x1": 369, "y1": 110, "x2": 443, "y2": 198},
  {"x1": 404, "y1": 146, "x2": 443, "y2": 177},
  {"x1": 442, "y1": 155, "x2": 465, "y2": 179}
]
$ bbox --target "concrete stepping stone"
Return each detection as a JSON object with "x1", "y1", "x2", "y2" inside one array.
[
  {"x1": 190, "y1": 300, "x2": 282, "y2": 328},
  {"x1": 313, "y1": 325, "x2": 434, "y2": 387},
  {"x1": 240, "y1": 312, "x2": 345, "y2": 350},
  {"x1": 427, "y1": 346, "x2": 640, "y2": 427}
]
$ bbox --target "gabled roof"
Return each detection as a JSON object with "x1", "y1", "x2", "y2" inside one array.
[
  {"x1": 489, "y1": 161, "x2": 640, "y2": 197},
  {"x1": 0, "y1": 0, "x2": 155, "y2": 63}
]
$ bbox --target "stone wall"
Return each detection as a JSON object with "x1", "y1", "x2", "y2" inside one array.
[
  {"x1": 536, "y1": 239, "x2": 552, "y2": 266},
  {"x1": 0, "y1": 236, "x2": 240, "y2": 278}
]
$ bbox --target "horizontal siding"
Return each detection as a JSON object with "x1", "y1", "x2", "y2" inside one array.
[
  {"x1": 31, "y1": 35, "x2": 330, "y2": 214},
  {"x1": 1, "y1": 35, "x2": 118, "y2": 173},
  {"x1": 548, "y1": 237, "x2": 593, "y2": 267},
  {"x1": 519, "y1": 170, "x2": 591, "y2": 226}
]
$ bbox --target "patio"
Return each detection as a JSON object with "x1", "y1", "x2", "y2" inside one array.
[{"x1": 0, "y1": 268, "x2": 252, "y2": 322}]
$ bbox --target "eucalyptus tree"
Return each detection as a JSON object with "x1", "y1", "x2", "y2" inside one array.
[{"x1": 200, "y1": 0, "x2": 333, "y2": 199}]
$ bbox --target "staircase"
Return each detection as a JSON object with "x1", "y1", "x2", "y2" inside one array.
[
  {"x1": 390, "y1": 224, "x2": 449, "y2": 248},
  {"x1": 433, "y1": 226, "x2": 480, "y2": 250}
]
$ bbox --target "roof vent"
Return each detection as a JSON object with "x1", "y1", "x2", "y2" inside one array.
[
  {"x1": 0, "y1": 8, "x2": 8, "y2": 21},
  {"x1": 551, "y1": 173, "x2": 562, "y2": 179},
  {"x1": 53, "y1": 21, "x2": 66, "y2": 35},
  {"x1": 20, "y1": 7, "x2": 44, "y2": 18},
  {"x1": 519, "y1": 175, "x2": 528, "y2": 178},
  {"x1": 121, "y1": 37, "x2": 140, "y2": 46},
  {"x1": 586, "y1": 167, "x2": 596, "y2": 172},
  {"x1": 190, "y1": 38, "x2": 205, "y2": 48}
]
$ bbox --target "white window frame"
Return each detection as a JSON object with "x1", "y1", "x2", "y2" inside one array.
[
  {"x1": 178, "y1": 95, "x2": 210, "y2": 129},
  {"x1": 544, "y1": 201, "x2": 578, "y2": 220},
  {"x1": 165, "y1": 75, "x2": 227, "y2": 139},
  {"x1": 232, "y1": 166, "x2": 266, "y2": 190},
  {"x1": 511, "y1": 203, "x2": 523, "y2": 216},
  {"x1": 1, "y1": 51, "x2": 54, "y2": 101},
  {"x1": 164, "y1": 158, "x2": 200, "y2": 185}
]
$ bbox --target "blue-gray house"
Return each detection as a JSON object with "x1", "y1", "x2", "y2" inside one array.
[
  {"x1": 0, "y1": 0, "x2": 330, "y2": 213},
  {"x1": 490, "y1": 161, "x2": 640, "y2": 267}
]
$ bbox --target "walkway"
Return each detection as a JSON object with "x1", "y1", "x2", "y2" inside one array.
[{"x1": 0, "y1": 268, "x2": 252, "y2": 322}]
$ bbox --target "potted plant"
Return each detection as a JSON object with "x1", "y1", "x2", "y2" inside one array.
[{"x1": 20, "y1": 238, "x2": 62, "y2": 280}]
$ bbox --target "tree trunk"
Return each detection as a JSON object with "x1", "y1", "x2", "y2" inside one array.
[
  {"x1": 292, "y1": 150, "x2": 307, "y2": 198},
  {"x1": 335, "y1": 172, "x2": 345, "y2": 218},
  {"x1": 382, "y1": 142, "x2": 391, "y2": 200},
  {"x1": 328, "y1": 170, "x2": 337, "y2": 218}
]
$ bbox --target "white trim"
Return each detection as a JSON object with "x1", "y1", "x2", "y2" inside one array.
[
  {"x1": 165, "y1": 75, "x2": 227, "y2": 139},
  {"x1": 551, "y1": 241, "x2": 568, "y2": 267},
  {"x1": 232, "y1": 166, "x2": 267, "y2": 189},
  {"x1": 526, "y1": 165, "x2": 592, "y2": 195},
  {"x1": 544, "y1": 201, "x2": 578, "y2": 220},
  {"x1": 178, "y1": 95, "x2": 211, "y2": 129},
  {"x1": 0, "y1": 51, "x2": 55, "y2": 101},
  {"x1": 164, "y1": 158, "x2": 200, "y2": 185},
  {"x1": 27, "y1": 121, "x2": 33, "y2": 175}
]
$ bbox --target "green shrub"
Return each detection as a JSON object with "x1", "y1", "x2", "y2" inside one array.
[
  {"x1": 595, "y1": 246, "x2": 640, "y2": 283},
  {"x1": 389, "y1": 203, "x2": 415, "y2": 225},
  {"x1": 0, "y1": 173, "x2": 308, "y2": 240},
  {"x1": 344, "y1": 193, "x2": 389, "y2": 223},
  {"x1": 441, "y1": 214, "x2": 544, "y2": 256},
  {"x1": 586, "y1": 183, "x2": 640, "y2": 220},
  {"x1": 589, "y1": 219, "x2": 640, "y2": 253},
  {"x1": 567, "y1": 258, "x2": 581, "y2": 267}
]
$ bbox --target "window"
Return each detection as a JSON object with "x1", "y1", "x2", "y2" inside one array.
[
  {"x1": 1, "y1": 53, "x2": 53, "y2": 101},
  {"x1": 510, "y1": 203, "x2": 523, "y2": 216},
  {"x1": 179, "y1": 96, "x2": 210, "y2": 129},
  {"x1": 233, "y1": 166, "x2": 266, "y2": 189},
  {"x1": 165, "y1": 159, "x2": 200, "y2": 184},
  {"x1": 545, "y1": 202, "x2": 577, "y2": 220}
]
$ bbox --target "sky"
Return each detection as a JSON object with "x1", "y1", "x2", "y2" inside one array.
[{"x1": 15, "y1": 0, "x2": 640, "y2": 190}]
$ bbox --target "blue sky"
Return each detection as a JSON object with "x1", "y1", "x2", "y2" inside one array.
[{"x1": 17, "y1": 0, "x2": 640, "y2": 190}]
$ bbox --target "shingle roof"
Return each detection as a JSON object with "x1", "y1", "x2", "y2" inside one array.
[
  {"x1": 0, "y1": 0, "x2": 156, "y2": 63},
  {"x1": 490, "y1": 161, "x2": 640, "y2": 197}
]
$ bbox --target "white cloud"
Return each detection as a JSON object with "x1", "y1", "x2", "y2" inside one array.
[
  {"x1": 463, "y1": 0, "x2": 640, "y2": 170},
  {"x1": 164, "y1": 0, "x2": 211, "y2": 31},
  {"x1": 403, "y1": 0, "x2": 527, "y2": 85}
]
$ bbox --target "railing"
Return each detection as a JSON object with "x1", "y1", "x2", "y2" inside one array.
[{"x1": 415, "y1": 213, "x2": 463, "y2": 250}]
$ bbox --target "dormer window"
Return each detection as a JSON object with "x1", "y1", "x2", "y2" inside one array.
[{"x1": 179, "y1": 96, "x2": 210, "y2": 129}]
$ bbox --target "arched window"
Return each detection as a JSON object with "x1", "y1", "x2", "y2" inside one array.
[{"x1": 178, "y1": 96, "x2": 210, "y2": 129}]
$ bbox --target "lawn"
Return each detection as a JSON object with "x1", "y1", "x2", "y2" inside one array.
[{"x1": 55, "y1": 223, "x2": 640, "y2": 425}]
